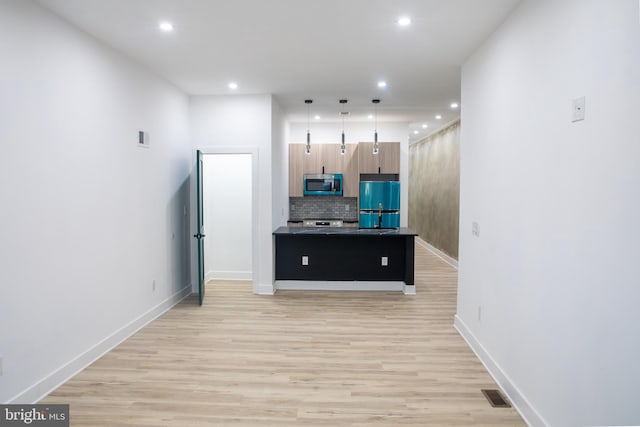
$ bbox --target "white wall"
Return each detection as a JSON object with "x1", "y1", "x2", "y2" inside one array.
[
  {"x1": 271, "y1": 98, "x2": 288, "y2": 229},
  {"x1": 189, "y1": 95, "x2": 274, "y2": 294},
  {"x1": 202, "y1": 154, "x2": 252, "y2": 280},
  {"x1": 457, "y1": 1, "x2": 640, "y2": 426},
  {"x1": 288, "y1": 122, "x2": 410, "y2": 226},
  {"x1": 0, "y1": 0, "x2": 191, "y2": 403}
]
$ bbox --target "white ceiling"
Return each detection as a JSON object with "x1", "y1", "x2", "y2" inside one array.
[{"x1": 36, "y1": 0, "x2": 520, "y2": 142}]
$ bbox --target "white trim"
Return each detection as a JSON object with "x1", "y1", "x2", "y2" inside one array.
[
  {"x1": 275, "y1": 280, "x2": 408, "y2": 292},
  {"x1": 416, "y1": 237, "x2": 458, "y2": 269},
  {"x1": 454, "y1": 315, "x2": 548, "y2": 427},
  {"x1": 256, "y1": 283, "x2": 275, "y2": 295},
  {"x1": 403, "y1": 284, "x2": 416, "y2": 295},
  {"x1": 9, "y1": 285, "x2": 192, "y2": 404},
  {"x1": 194, "y1": 147, "x2": 260, "y2": 295},
  {"x1": 206, "y1": 270, "x2": 252, "y2": 281}
]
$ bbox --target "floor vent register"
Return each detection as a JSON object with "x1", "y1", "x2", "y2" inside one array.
[{"x1": 481, "y1": 389, "x2": 511, "y2": 408}]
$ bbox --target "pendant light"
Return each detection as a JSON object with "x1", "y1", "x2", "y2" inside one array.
[
  {"x1": 339, "y1": 99, "x2": 348, "y2": 155},
  {"x1": 305, "y1": 99, "x2": 313, "y2": 155},
  {"x1": 372, "y1": 99, "x2": 380, "y2": 154}
]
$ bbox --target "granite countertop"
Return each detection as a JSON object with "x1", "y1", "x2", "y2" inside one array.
[
  {"x1": 287, "y1": 219, "x2": 359, "y2": 222},
  {"x1": 273, "y1": 226, "x2": 417, "y2": 236}
]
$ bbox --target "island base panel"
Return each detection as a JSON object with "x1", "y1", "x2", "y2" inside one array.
[{"x1": 275, "y1": 234, "x2": 414, "y2": 284}]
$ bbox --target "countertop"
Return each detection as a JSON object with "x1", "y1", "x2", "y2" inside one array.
[{"x1": 273, "y1": 226, "x2": 417, "y2": 236}]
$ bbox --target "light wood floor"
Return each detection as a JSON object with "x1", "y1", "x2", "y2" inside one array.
[{"x1": 42, "y1": 244, "x2": 525, "y2": 426}]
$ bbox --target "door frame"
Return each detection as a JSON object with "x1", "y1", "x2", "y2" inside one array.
[{"x1": 193, "y1": 147, "x2": 259, "y2": 294}]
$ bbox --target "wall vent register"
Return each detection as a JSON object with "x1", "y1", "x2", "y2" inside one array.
[{"x1": 138, "y1": 130, "x2": 150, "y2": 148}]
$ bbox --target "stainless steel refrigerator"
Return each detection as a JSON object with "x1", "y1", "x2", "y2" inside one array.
[{"x1": 359, "y1": 181, "x2": 400, "y2": 228}]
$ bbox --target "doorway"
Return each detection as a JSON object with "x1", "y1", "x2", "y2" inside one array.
[{"x1": 202, "y1": 153, "x2": 253, "y2": 282}]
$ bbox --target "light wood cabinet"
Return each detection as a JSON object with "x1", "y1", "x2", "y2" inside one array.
[
  {"x1": 358, "y1": 142, "x2": 379, "y2": 174},
  {"x1": 319, "y1": 144, "x2": 342, "y2": 175},
  {"x1": 379, "y1": 142, "x2": 400, "y2": 174},
  {"x1": 290, "y1": 142, "x2": 399, "y2": 197},
  {"x1": 341, "y1": 143, "x2": 359, "y2": 197},
  {"x1": 289, "y1": 144, "x2": 321, "y2": 197},
  {"x1": 358, "y1": 142, "x2": 400, "y2": 175},
  {"x1": 289, "y1": 143, "x2": 359, "y2": 197}
]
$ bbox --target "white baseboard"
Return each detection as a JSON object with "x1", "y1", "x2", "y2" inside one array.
[
  {"x1": 10, "y1": 285, "x2": 192, "y2": 404},
  {"x1": 256, "y1": 283, "x2": 275, "y2": 295},
  {"x1": 454, "y1": 315, "x2": 548, "y2": 427},
  {"x1": 403, "y1": 284, "x2": 416, "y2": 295},
  {"x1": 415, "y1": 237, "x2": 458, "y2": 269},
  {"x1": 205, "y1": 270, "x2": 252, "y2": 281},
  {"x1": 274, "y1": 280, "x2": 409, "y2": 293}
]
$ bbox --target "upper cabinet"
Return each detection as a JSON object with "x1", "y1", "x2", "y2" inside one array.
[
  {"x1": 358, "y1": 142, "x2": 400, "y2": 174},
  {"x1": 379, "y1": 142, "x2": 400, "y2": 174},
  {"x1": 289, "y1": 144, "x2": 320, "y2": 197},
  {"x1": 289, "y1": 142, "x2": 398, "y2": 197},
  {"x1": 289, "y1": 143, "x2": 359, "y2": 197},
  {"x1": 319, "y1": 144, "x2": 342, "y2": 175},
  {"x1": 357, "y1": 142, "x2": 378, "y2": 174}
]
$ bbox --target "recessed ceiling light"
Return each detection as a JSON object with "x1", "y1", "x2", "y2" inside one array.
[
  {"x1": 397, "y1": 16, "x2": 411, "y2": 26},
  {"x1": 422, "y1": 124, "x2": 428, "y2": 129},
  {"x1": 377, "y1": 81, "x2": 387, "y2": 88},
  {"x1": 435, "y1": 114, "x2": 442, "y2": 120},
  {"x1": 158, "y1": 21, "x2": 174, "y2": 32},
  {"x1": 450, "y1": 102, "x2": 459, "y2": 109},
  {"x1": 314, "y1": 115, "x2": 321, "y2": 120},
  {"x1": 368, "y1": 114, "x2": 374, "y2": 119},
  {"x1": 228, "y1": 82, "x2": 238, "y2": 90},
  {"x1": 413, "y1": 130, "x2": 419, "y2": 135}
]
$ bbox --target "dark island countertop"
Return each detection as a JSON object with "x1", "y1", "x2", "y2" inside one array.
[{"x1": 273, "y1": 226, "x2": 417, "y2": 236}]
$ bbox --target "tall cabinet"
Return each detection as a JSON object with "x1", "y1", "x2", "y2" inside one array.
[{"x1": 341, "y1": 144, "x2": 359, "y2": 197}]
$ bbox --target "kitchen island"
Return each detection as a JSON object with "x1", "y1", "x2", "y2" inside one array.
[{"x1": 273, "y1": 226, "x2": 417, "y2": 294}]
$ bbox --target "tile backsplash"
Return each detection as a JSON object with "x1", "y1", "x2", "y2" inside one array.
[{"x1": 289, "y1": 197, "x2": 358, "y2": 221}]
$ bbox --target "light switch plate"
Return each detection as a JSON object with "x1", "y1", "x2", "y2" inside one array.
[
  {"x1": 472, "y1": 221, "x2": 480, "y2": 237},
  {"x1": 572, "y1": 96, "x2": 585, "y2": 122}
]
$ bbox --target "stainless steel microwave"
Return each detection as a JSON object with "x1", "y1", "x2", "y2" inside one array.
[{"x1": 303, "y1": 174, "x2": 343, "y2": 196}]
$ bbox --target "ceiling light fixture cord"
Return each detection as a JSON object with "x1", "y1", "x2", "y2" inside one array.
[
  {"x1": 340, "y1": 99, "x2": 347, "y2": 155},
  {"x1": 372, "y1": 99, "x2": 380, "y2": 154},
  {"x1": 305, "y1": 99, "x2": 312, "y2": 155},
  {"x1": 341, "y1": 114, "x2": 345, "y2": 153}
]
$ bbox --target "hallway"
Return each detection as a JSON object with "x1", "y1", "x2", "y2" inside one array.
[{"x1": 42, "y1": 243, "x2": 524, "y2": 426}]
